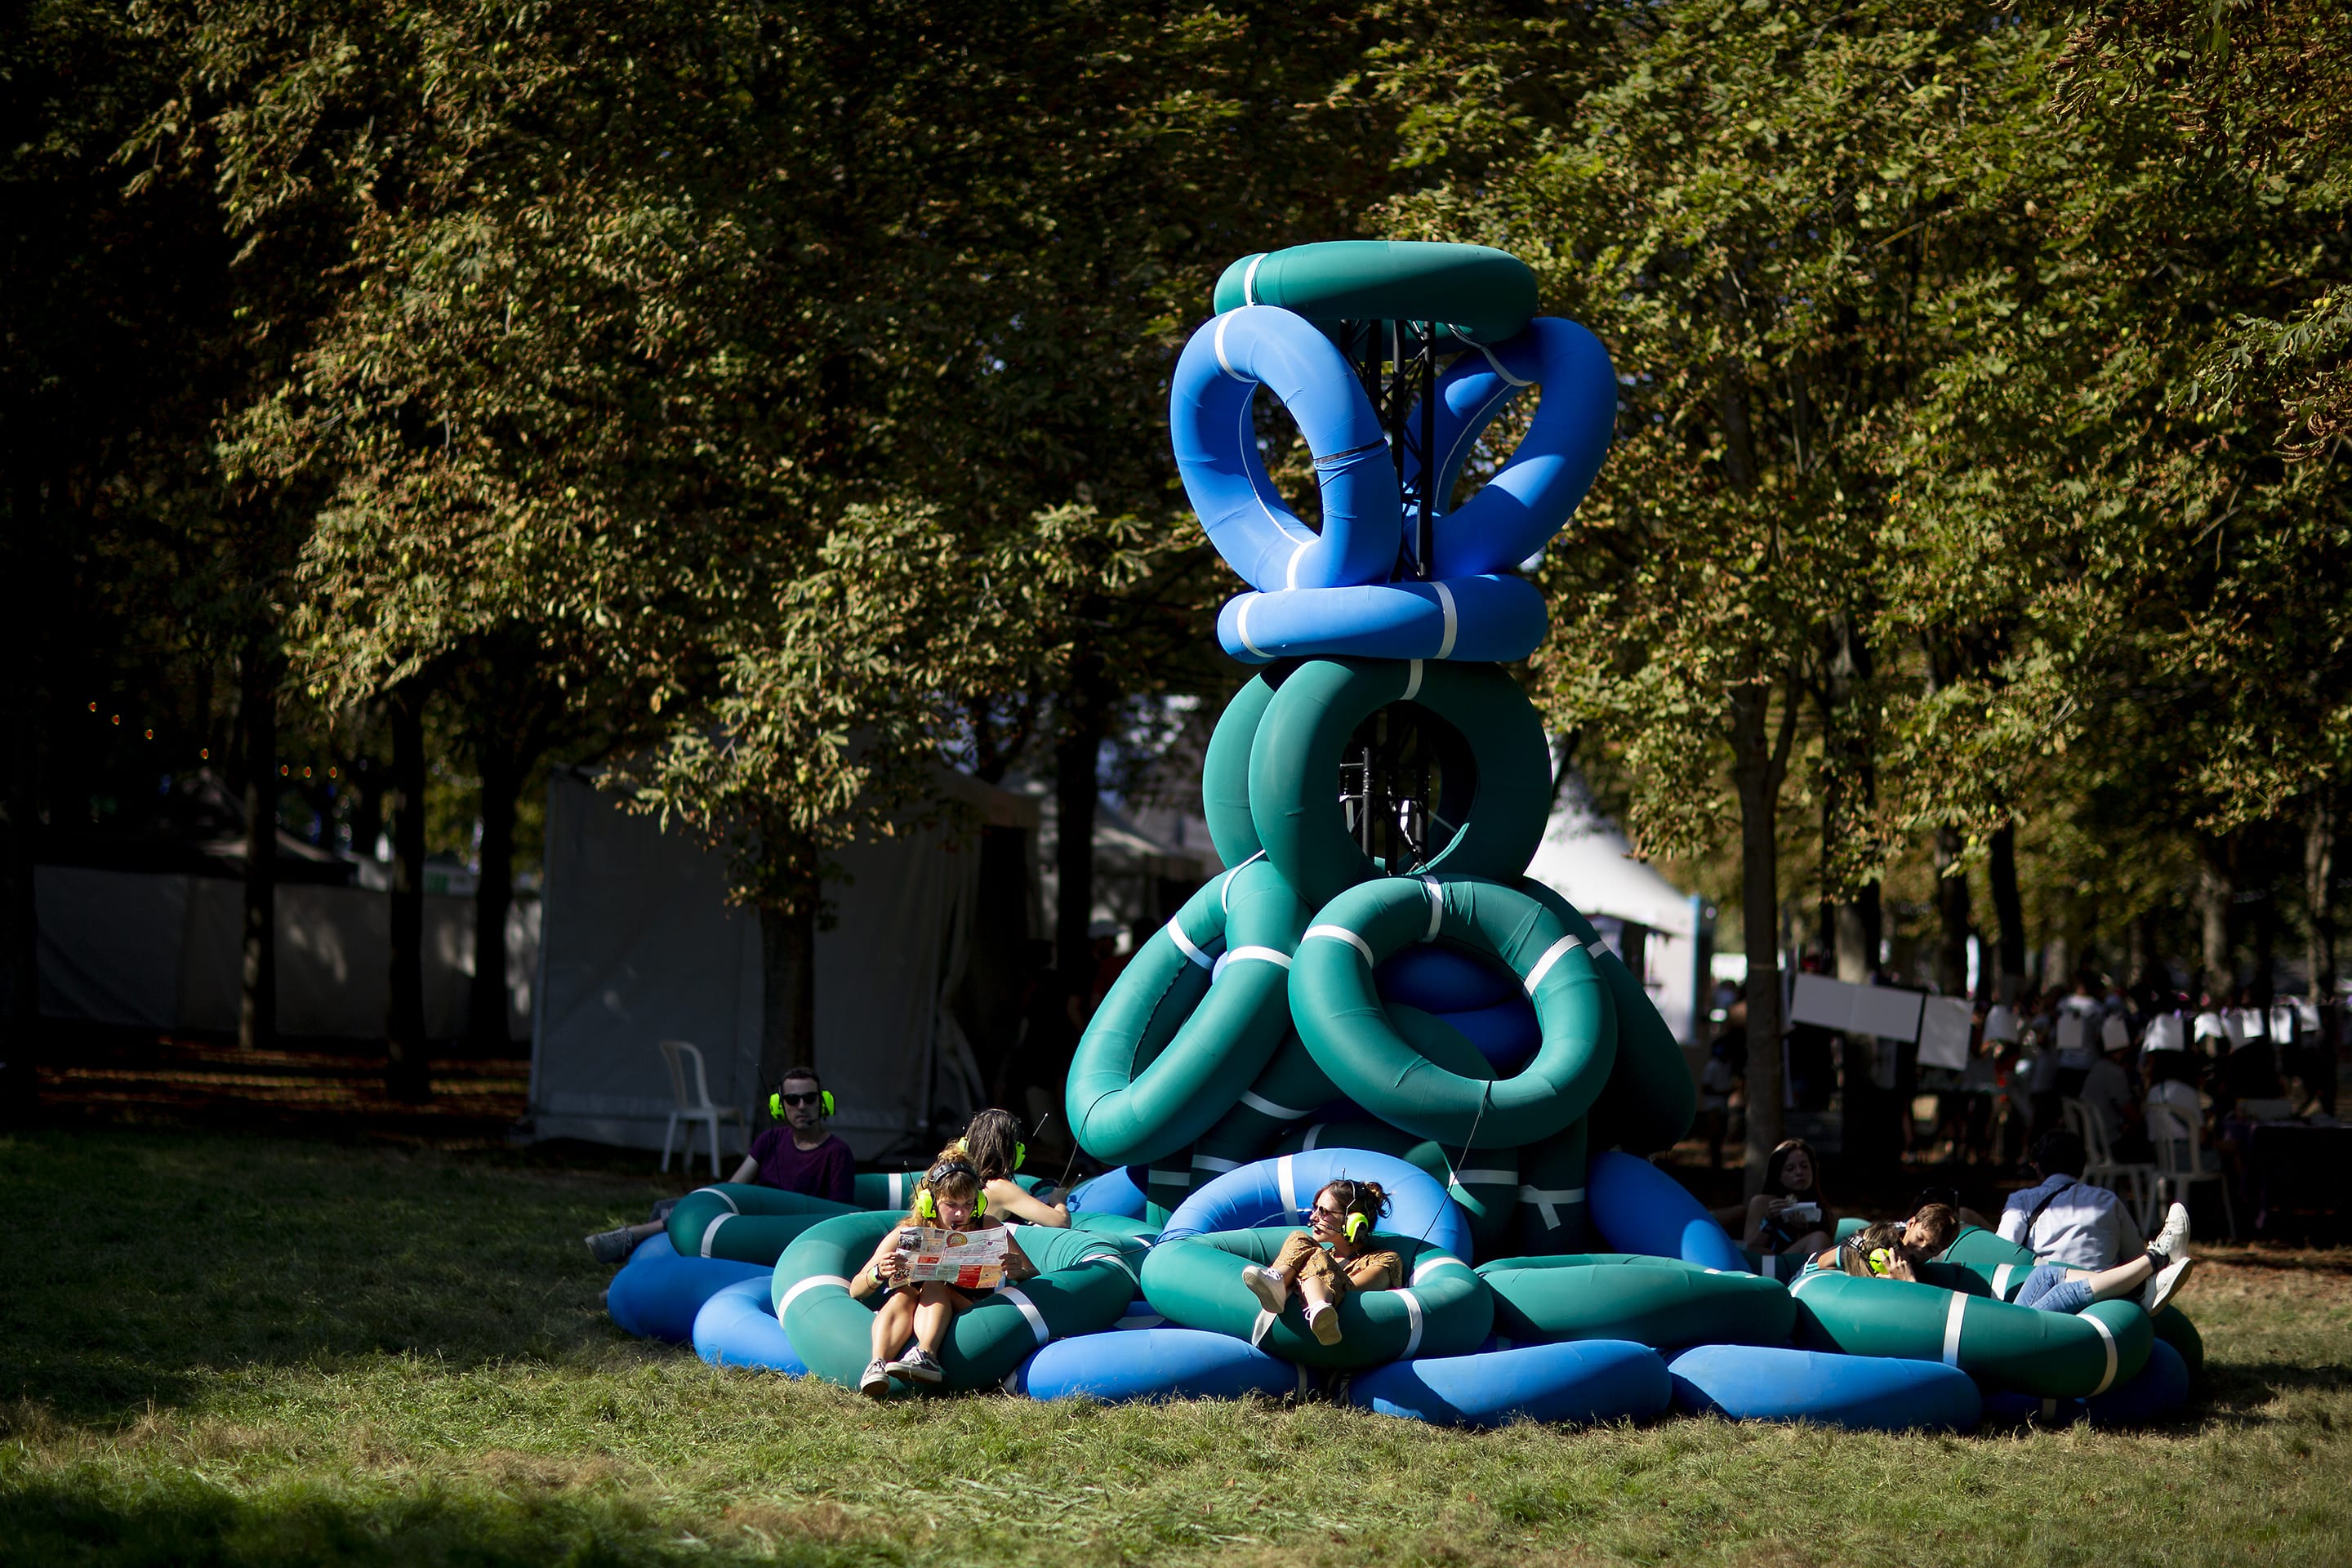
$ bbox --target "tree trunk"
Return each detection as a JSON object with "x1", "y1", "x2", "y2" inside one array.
[
  {"x1": 758, "y1": 831, "x2": 820, "y2": 1093},
  {"x1": 385, "y1": 683, "x2": 431, "y2": 1100},
  {"x1": 1055, "y1": 686, "x2": 1111, "y2": 1000},
  {"x1": 1731, "y1": 677, "x2": 1798, "y2": 1196},
  {"x1": 1988, "y1": 821, "x2": 2026, "y2": 1002},
  {"x1": 1833, "y1": 888, "x2": 1881, "y2": 984},
  {"x1": 2307, "y1": 795, "x2": 2337, "y2": 1001},
  {"x1": 2198, "y1": 836, "x2": 2237, "y2": 1002},
  {"x1": 466, "y1": 737, "x2": 519, "y2": 1054},
  {"x1": 2130, "y1": 911, "x2": 2165, "y2": 996},
  {"x1": 238, "y1": 644, "x2": 279, "y2": 1053},
  {"x1": 1933, "y1": 825, "x2": 1971, "y2": 998}
]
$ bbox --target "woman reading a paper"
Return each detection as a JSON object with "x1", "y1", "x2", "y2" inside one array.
[{"x1": 849, "y1": 1154, "x2": 1036, "y2": 1396}]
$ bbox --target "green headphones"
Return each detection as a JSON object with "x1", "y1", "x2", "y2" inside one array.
[
  {"x1": 956, "y1": 1134, "x2": 1024, "y2": 1172},
  {"x1": 915, "y1": 1159, "x2": 986, "y2": 1221},
  {"x1": 1330, "y1": 1180, "x2": 1373, "y2": 1242},
  {"x1": 770, "y1": 1085, "x2": 835, "y2": 1120}
]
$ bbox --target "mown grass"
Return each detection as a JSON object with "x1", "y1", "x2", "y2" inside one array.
[{"x1": 2, "y1": 1128, "x2": 2348, "y2": 1567}]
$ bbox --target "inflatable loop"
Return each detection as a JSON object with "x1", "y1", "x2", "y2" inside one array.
[
  {"x1": 605, "y1": 1235, "x2": 767, "y2": 1343},
  {"x1": 1211, "y1": 242, "x2": 1539, "y2": 350},
  {"x1": 1518, "y1": 879, "x2": 1694, "y2": 1156},
  {"x1": 1066, "y1": 858, "x2": 1309, "y2": 1167},
  {"x1": 1668, "y1": 1344, "x2": 1981, "y2": 1433},
  {"x1": 773, "y1": 1211, "x2": 1143, "y2": 1395},
  {"x1": 1250, "y1": 658, "x2": 1550, "y2": 909},
  {"x1": 1273, "y1": 1117, "x2": 1521, "y2": 1258},
  {"x1": 1218, "y1": 574, "x2": 1547, "y2": 666},
  {"x1": 1789, "y1": 1268, "x2": 2154, "y2": 1399},
  {"x1": 1160, "y1": 1147, "x2": 1471, "y2": 1261},
  {"x1": 1200, "y1": 672, "x2": 1279, "y2": 866},
  {"x1": 1170, "y1": 306, "x2": 1401, "y2": 593},
  {"x1": 1405, "y1": 318, "x2": 1618, "y2": 581},
  {"x1": 1477, "y1": 1253, "x2": 1796, "y2": 1348},
  {"x1": 666, "y1": 1184, "x2": 859, "y2": 1264},
  {"x1": 1290, "y1": 875, "x2": 1616, "y2": 1147},
  {"x1": 693, "y1": 1275, "x2": 808, "y2": 1374},
  {"x1": 1347, "y1": 1339, "x2": 1671, "y2": 1429},
  {"x1": 1141, "y1": 1227, "x2": 1491, "y2": 1370}
]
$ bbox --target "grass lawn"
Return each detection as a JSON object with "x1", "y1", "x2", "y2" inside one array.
[{"x1": 2, "y1": 1127, "x2": 2347, "y2": 1567}]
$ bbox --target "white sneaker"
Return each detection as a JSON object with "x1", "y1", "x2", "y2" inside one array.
[
  {"x1": 890, "y1": 1347, "x2": 945, "y2": 1384},
  {"x1": 2150, "y1": 1201, "x2": 2192, "y2": 1265},
  {"x1": 858, "y1": 1359, "x2": 892, "y2": 1398},
  {"x1": 1241, "y1": 1264, "x2": 1288, "y2": 1315},
  {"x1": 1306, "y1": 1303, "x2": 1343, "y2": 1346},
  {"x1": 2143, "y1": 1254, "x2": 2197, "y2": 1316}
]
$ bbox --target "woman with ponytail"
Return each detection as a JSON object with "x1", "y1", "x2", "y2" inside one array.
[{"x1": 952, "y1": 1107, "x2": 1071, "y2": 1227}]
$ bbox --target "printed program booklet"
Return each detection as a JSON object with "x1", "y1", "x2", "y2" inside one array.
[{"x1": 898, "y1": 1225, "x2": 1009, "y2": 1290}]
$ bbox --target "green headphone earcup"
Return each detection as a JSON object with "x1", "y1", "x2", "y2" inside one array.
[
  {"x1": 769, "y1": 1094, "x2": 782, "y2": 1120},
  {"x1": 1013, "y1": 1142, "x2": 1026, "y2": 1172},
  {"x1": 1346, "y1": 1212, "x2": 1368, "y2": 1241},
  {"x1": 821, "y1": 1090, "x2": 835, "y2": 1117},
  {"x1": 974, "y1": 1190, "x2": 987, "y2": 1217}
]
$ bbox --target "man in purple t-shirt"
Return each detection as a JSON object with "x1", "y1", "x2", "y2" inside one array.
[{"x1": 586, "y1": 1067, "x2": 853, "y2": 1263}]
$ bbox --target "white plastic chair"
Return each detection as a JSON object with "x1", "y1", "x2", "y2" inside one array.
[
  {"x1": 2061, "y1": 1096, "x2": 2155, "y2": 1233},
  {"x1": 658, "y1": 1039, "x2": 746, "y2": 1178},
  {"x1": 2145, "y1": 1097, "x2": 2238, "y2": 1240}
]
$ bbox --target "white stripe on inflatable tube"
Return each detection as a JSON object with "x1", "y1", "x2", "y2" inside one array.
[
  {"x1": 1251, "y1": 1309, "x2": 1278, "y2": 1348},
  {"x1": 699, "y1": 1187, "x2": 741, "y2": 1214},
  {"x1": 1941, "y1": 1293, "x2": 1966, "y2": 1366},
  {"x1": 1410, "y1": 1254, "x2": 1466, "y2": 1287},
  {"x1": 2086, "y1": 1312, "x2": 2119, "y2": 1394},
  {"x1": 1450, "y1": 1169, "x2": 1517, "y2": 1188},
  {"x1": 1214, "y1": 313, "x2": 1243, "y2": 381},
  {"x1": 1082, "y1": 1251, "x2": 1141, "y2": 1288},
  {"x1": 1470, "y1": 337, "x2": 1535, "y2": 389},
  {"x1": 1401, "y1": 658, "x2": 1424, "y2": 702},
  {"x1": 1241, "y1": 1089, "x2": 1310, "y2": 1120},
  {"x1": 778, "y1": 1273, "x2": 848, "y2": 1315},
  {"x1": 700, "y1": 1214, "x2": 731, "y2": 1258},
  {"x1": 1304, "y1": 924, "x2": 1376, "y2": 965},
  {"x1": 1433, "y1": 581, "x2": 1459, "y2": 660},
  {"x1": 1992, "y1": 1263, "x2": 2018, "y2": 1298},
  {"x1": 1148, "y1": 1167, "x2": 1192, "y2": 1189},
  {"x1": 1192, "y1": 1154, "x2": 1241, "y2": 1175},
  {"x1": 1278, "y1": 1153, "x2": 1301, "y2": 1217},
  {"x1": 1226, "y1": 946, "x2": 1292, "y2": 969},
  {"x1": 999, "y1": 1285, "x2": 1054, "y2": 1348},
  {"x1": 1168, "y1": 916, "x2": 1216, "y2": 970},
  {"x1": 1242, "y1": 252, "x2": 1266, "y2": 305},
  {"x1": 1397, "y1": 1289, "x2": 1427, "y2": 1357},
  {"x1": 1421, "y1": 877, "x2": 1444, "y2": 941},
  {"x1": 1234, "y1": 594, "x2": 1267, "y2": 660},
  {"x1": 1519, "y1": 1183, "x2": 1587, "y2": 1230},
  {"x1": 1521, "y1": 934, "x2": 1582, "y2": 997}
]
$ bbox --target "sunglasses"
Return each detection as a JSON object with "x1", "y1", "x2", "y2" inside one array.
[
  {"x1": 777, "y1": 1092, "x2": 824, "y2": 1107},
  {"x1": 1306, "y1": 1203, "x2": 1348, "y2": 1223}
]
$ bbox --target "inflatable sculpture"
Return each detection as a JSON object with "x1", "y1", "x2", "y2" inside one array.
[{"x1": 621, "y1": 241, "x2": 2195, "y2": 1432}]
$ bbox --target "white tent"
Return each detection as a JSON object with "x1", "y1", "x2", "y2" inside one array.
[
  {"x1": 1522, "y1": 767, "x2": 1712, "y2": 1048},
  {"x1": 523, "y1": 768, "x2": 1036, "y2": 1164}
]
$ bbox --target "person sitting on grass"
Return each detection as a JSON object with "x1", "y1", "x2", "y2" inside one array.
[
  {"x1": 2014, "y1": 1200, "x2": 2194, "y2": 1316},
  {"x1": 1237, "y1": 1178, "x2": 1402, "y2": 1346},
  {"x1": 585, "y1": 1067, "x2": 854, "y2": 1263},
  {"x1": 952, "y1": 1107, "x2": 1071, "y2": 1227},
  {"x1": 849, "y1": 1153, "x2": 1035, "y2": 1396},
  {"x1": 1811, "y1": 1203, "x2": 1962, "y2": 1281},
  {"x1": 1740, "y1": 1137, "x2": 1837, "y2": 1261}
]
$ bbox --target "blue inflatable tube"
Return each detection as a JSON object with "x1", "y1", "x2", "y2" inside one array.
[
  {"x1": 1170, "y1": 305, "x2": 1401, "y2": 592},
  {"x1": 1432, "y1": 995, "x2": 1541, "y2": 1074},
  {"x1": 1159, "y1": 1148, "x2": 1471, "y2": 1261},
  {"x1": 1982, "y1": 1339, "x2": 2193, "y2": 1429},
  {"x1": 1376, "y1": 943, "x2": 1521, "y2": 1012},
  {"x1": 1348, "y1": 1339, "x2": 1671, "y2": 1428},
  {"x1": 1009, "y1": 1326, "x2": 1306, "y2": 1403},
  {"x1": 693, "y1": 1276, "x2": 808, "y2": 1374},
  {"x1": 1415, "y1": 318, "x2": 1617, "y2": 581},
  {"x1": 605, "y1": 1235, "x2": 768, "y2": 1343},
  {"x1": 1587, "y1": 1150, "x2": 1748, "y2": 1272},
  {"x1": 1216, "y1": 574, "x2": 1546, "y2": 666},
  {"x1": 1668, "y1": 1344, "x2": 1981, "y2": 1433},
  {"x1": 1067, "y1": 1166, "x2": 1148, "y2": 1219}
]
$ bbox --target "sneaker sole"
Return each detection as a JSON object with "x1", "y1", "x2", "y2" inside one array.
[
  {"x1": 2145, "y1": 1255, "x2": 2196, "y2": 1316},
  {"x1": 903, "y1": 1366, "x2": 945, "y2": 1384},
  {"x1": 1243, "y1": 1276, "x2": 1288, "y2": 1315},
  {"x1": 1309, "y1": 1313, "x2": 1343, "y2": 1347},
  {"x1": 859, "y1": 1375, "x2": 892, "y2": 1399}
]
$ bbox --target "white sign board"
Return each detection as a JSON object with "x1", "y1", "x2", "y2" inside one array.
[
  {"x1": 1788, "y1": 973, "x2": 1927, "y2": 1043},
  {"x1": 1917, "y1": 996, "x2": 1974, "y2": 1071}
]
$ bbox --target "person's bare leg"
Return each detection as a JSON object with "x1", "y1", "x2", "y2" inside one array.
[
  {"x1": 913, "y1": 1282, "x2": 957, "y2": 1352},
  {"x1": 1299, "y1": 1273, "x2": 1343, "y2": 1343},
  {"x1": 1790, "y1": 1230, "x2": 1829, "y2": 1257},
  {"x1": 871, "y1": 1292, "x2": 916, "y2": 1361},
  {"x1": 2064, "y1": 1254, "x2": 2155, "y2": 1301}
]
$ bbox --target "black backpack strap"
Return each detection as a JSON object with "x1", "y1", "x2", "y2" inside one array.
[{"x1": 2020, "y1": 1178, "x2": 2079, "y2": 1246}]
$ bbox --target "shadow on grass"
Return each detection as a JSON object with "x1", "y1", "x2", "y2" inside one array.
[
  {"x1": 0, "y1": 1474, "x2": 875, "y2": 1568},
  {"x1": 2193, "y1": 1359, "x2": 2352, "y2": 1427},
  {"x1": 0, "y1": 1129, "x2": 657, "y2": 1426}
]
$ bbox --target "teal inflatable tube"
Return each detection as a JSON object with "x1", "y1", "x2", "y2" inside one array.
[
  {"x1": 1248, "y1": 658, "x2": 1551, "y2": 909},
  {"x1": 1187, "y1": 1030, "x2": 1342, "y2": 1181},
  {"x1": 693, "y1": 1276, "x2": 808, "y2": 1375},
  {"x1": 1008, "y1": 1325, "x2": 1305, "y2": 1404},
  {"x1": 1981, "y1": 1339, "x2": 2192, "y2": 1428},
  {"x1": 1201, "y1": 676, "x2": 1277, "y2": 866},
  {"x1": 1140, "y1": 1227, "x2": 1490, "y2": 1370},
  {"x1": 1291, "y1": 875, "x2": 1616, "y2": 1147},
  {"x1": 1066, "y1": 858, "x2": 1307, "y2": 1165},
  {"x1": 1668, "y1": 1344, "x2": 1981, "y2": 1433},
  {"x1": 1478, "y1": 1254, "x2": 1796, "y2": 1348},
  {"x1": 1939, "y1": 1225, "x2": 2042, "y2": 1299},
  {"x1": 1586, "y1": 1150, "x2": 1748, "y2": 1272},
  {"x1": 774, "y1": 1213, "x2": 1142, "y2": 1395},
  {"x1": 1170, "y1": 305, "x2": 1401, "y2": 592},
  {"x1": 1789, "y1": 1268, "x2": 2153, "y2": 1398},
  {"x1": 666, "y1": 1184, "x2": 859, "y2": 1263},
  {"x1": 1516, "y1": 879, "x2": 1694, "y2": 1155},
  {"x1": 1514, "y1": 1120, "x2": 1589, "y2": 1255},
  {"x1": 1211, "y1": 241, "x2": 1538, "y2": 349},
  {"x1": 1347, "y1": 1339, "x2": 1671, "y2": 1428}
]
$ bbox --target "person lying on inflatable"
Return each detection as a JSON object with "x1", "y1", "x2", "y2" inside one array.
[
  {"x1": 850, "y1": 1153, "x2": 1037, "y2": 1396},
  {"x1": 585, "y1": 1067, "x2": 853, "y2": 1263},
  {"x1": 1238, "y1": 1178, "x2": 1402, "y2": 1346},
  {"x1": 953, "y1": 1107, "x2": 1072, "y2": 1227},
  {"x1": 2015, "y1": 1200, "x2": 2196, "y2": 1316},
  {"x1": 1811, "y1": 1203, "x2": 1962, "y2": 1281}
]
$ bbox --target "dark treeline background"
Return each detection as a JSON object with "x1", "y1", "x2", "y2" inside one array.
[{"x1": 4, "y1": 0, "x2": 2345, "y2": 1171}]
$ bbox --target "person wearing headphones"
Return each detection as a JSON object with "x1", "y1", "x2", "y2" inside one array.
[
  {"x1": 953, "y1": 1107, "x2": 1071, "y2": 1227},
  {"x1": 1237, "y1": 1178, "x2": 1401, "y2": 1346},
  {"x1": 584, "y1": 1067, "x2": 852, "y2": 1263},
  {"x1": 849, "y1": 1153, "x2": 1035, "y2": 1395}
]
